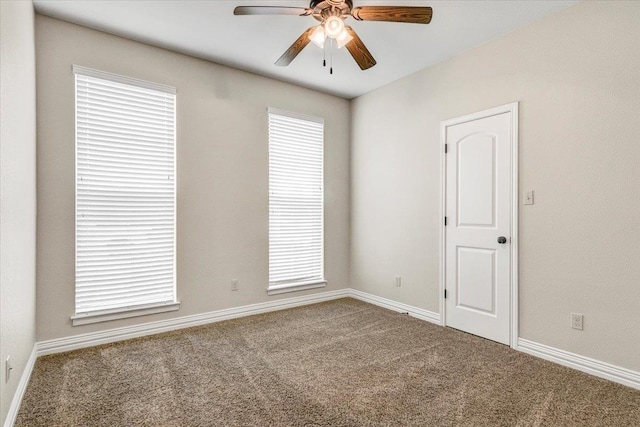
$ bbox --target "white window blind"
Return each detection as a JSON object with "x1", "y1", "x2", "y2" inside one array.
[
  {"x1": 74, "y1": 65, "x2": 177, "y2": 317},
  {"x1": 268, "y1": 108, "x2": 324, "y2": 289}
]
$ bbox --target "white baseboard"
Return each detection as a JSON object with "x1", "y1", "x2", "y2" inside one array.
[
  {"x1": 3, "y1": 344, "x2": 37, "y2": 427},
  {"x1": 349, "y1": 289, "x2": 441, "y2": 325},
  {"x1": 517, "y1": 338, "x2": 640, "y2": 390},
  {"x1": 38, "y1": 288, "x2": 442, "y2": 357},
  {"x1": 37, "y1": 289, "x2": 349, "y2": 356}
]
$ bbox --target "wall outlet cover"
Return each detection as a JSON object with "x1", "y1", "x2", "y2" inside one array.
[
  {"x1": 571, "y1": 313, "x2": 583, "y2": 330},
  {"x1": 5, "y1": 356, "x2": 11, "y2": 382}
]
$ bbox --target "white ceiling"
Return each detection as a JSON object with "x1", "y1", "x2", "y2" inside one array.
[{"x1": 33, "y1": 0, "x2": 578, "y2": 99}]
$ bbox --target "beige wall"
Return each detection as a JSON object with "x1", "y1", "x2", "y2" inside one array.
[
  {"x1": 350, "y1": 0, "x2": 640, "y2": 372},
  {"x1": 0, "y1": 1, "x2": 37, "y2": 423},
  {"x1": 35, "y1": 15, "x2": 350, "y2": 341},
  {"x1": 28, "y1": 0, "x2": 640, "y2": 380}
]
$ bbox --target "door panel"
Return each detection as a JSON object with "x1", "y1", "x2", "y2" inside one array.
[
  {"x1": 457, "y1": 134, "x2": 495, "y2": 227},
  {"x1": 445, "y1": 111, "x2": 513, "y2": 345},
  {"x1": 457, "y1": 246, "x2": 496, "y2": 314}
]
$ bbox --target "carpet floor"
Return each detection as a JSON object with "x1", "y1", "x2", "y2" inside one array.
[{"x1": 16, "y1": 298, "x2": 640, "y2": 426}]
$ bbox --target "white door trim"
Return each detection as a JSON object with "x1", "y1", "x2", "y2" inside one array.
[{"x1": 439, "y1": 102, "x2": 519, "y2": 349}]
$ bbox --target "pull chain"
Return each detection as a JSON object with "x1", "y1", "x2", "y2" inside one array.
[
  {"x1": 323, "y1": 42, "x2": 326, "y2": 67},
  {"x1": 330, "y1": 39, "x2": 333, "y2": 75}
]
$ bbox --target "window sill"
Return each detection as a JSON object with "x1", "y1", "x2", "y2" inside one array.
[
  {"x1": 267, "y1": 280, "x2": 327, "y2": 296},
  {"x1": 71, "y1": 301, "x2": 181, "y2": 326}
]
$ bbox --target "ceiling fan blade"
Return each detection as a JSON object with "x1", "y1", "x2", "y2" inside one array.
[
  {"x1": 234, "y1": 6, "x2": 312, "y2": 16},
  {"x1": 351, "y1": 6, "x2": 433, "y2": 24},
  {"x1": 275, "y1": 27, "x2": 315, "y2": 67},
  {"x1": 344, "y1": 27, "x2": 376, "y2": 70}
]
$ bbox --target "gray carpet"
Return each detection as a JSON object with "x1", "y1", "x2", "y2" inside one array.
[{"x1": 16, "y1": 298, "x2": 640, "y2": 426}]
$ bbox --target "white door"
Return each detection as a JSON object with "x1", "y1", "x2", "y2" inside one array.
[{"x1": 444, "y1": 105, "x2": 516, "y2": 345}]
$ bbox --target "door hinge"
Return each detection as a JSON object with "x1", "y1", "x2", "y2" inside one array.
[
  {"x1": 444, "y1": 144, "x2": 448, "y2": 154},
  {"x1": 444, "y1": 289, "x2": 447, "y2": 299},
  {"x1": 444, "y1": 216, "x2": 448, "y2": 226}
]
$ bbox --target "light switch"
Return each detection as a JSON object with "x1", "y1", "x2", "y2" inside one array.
[{"x1": 524, "y1": 191, "x2": 534, "y2": 205}]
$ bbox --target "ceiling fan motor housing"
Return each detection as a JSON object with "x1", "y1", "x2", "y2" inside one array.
[{"x1": 310, "y1": 0, "x2": 353, "y2": 22}]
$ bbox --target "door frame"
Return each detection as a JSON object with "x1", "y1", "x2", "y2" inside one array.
[{"x1": 438, "y1": 102, "x2": 519, "y2": 349}]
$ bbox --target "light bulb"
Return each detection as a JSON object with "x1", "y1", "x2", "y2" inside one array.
[
  {"x1": 336, "y1": 29, "x2": 353, "y2": 49},
  {"x1": 309, "y1": 25, "x2": 326, "y2": 48},
  {"x1": 324, "y1": 16, "x2": 344, "y2": 39}
]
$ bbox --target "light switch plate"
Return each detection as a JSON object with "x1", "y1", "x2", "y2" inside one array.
[{"x1": 524, "y1": 191, "x2": 534, "y2": 205}]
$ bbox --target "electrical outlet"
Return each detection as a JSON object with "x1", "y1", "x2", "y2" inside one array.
[
  {"x1": 394, "y1": 276, "x2": 402, "y2": 287},
  {"x1": 231, "y1": 279, "x2": 239, "y2": 291},
  {"x1": 5, "y1": 356, "x2": 12, "y2": 382},
  {"x1": 571, "y1": 313, "x2": 583, "y2": 330}
]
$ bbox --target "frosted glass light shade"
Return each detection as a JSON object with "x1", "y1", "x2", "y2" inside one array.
[
  {"x1": 309, "y1": 25, "x2": 326, "y2": 48},
  {"x1": 336, "y1": 30, "x2": 353, "y2": 48},
  {"x1": 324, "y1": 16, "x2": 344, "y2": 39}
]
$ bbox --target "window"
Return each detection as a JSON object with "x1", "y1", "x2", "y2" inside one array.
[
  {"x1": 268, "y1": 108, "x2": 325, "y2": 295},
  {"x1": 72, "y1": 66, "x2": 178, "y2": 325}
]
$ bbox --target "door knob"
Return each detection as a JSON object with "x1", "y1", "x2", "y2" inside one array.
[{"x1": 497, "y1": 236, "x2": 507, "y2": 244}]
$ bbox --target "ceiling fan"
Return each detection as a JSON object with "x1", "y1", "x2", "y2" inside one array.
[{"x1": 234, "y1": 0, "x2": 433, "y2": 70}]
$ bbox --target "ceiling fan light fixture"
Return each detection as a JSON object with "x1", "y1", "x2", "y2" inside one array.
[
  {"x1": 324, "y1": 16, "x2": 345, "y2": 39},
  {"x1": 309, "y1": 25, "x2": 326, "y2": 48},
  {"x1": 335, "y1": 29, "x2": 353, "y2": 48}
]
